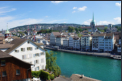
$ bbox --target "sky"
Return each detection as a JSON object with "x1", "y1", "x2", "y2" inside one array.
[{"x1": 0, "y1": 1, "x2": 121, "y2": 30}]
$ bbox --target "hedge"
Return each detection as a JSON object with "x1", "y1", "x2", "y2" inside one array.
[{"x1": 31, "y1": 70, "x2": 54, "y2": 80}]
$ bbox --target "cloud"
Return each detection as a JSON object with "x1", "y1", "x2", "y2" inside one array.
[
  {"x1": 45, "y1": 16, "x2": 48, "y2": 17},
  {"x1": 114, "y1": 17, "x2": 121, "y2": 23},
  {"x1": 0, "y1": 7, "x2": 16, "y2": 15},
  {"x1": 78, "y1": 6, "x2": 87, "y2": 11},
  {"x1": 73, "y1": 7, "x2": 77, "y2": 9},
  {"x1": 97, "y1": 21, "x2": 114, "y2": 25},
  {"x1": 115, "y1": 2, "x2": 121, "y2": 10},
  {"x1": 51, "y1": 1, "x2": 67, "y2": 4},
  {"x1": 72, "y1": 11, "x2": 76, "y2": 13},
  {"x1": 83, "y1": 19, "x2": 115, "y2": 25}
]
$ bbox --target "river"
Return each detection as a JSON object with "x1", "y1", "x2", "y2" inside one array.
[{"x1": 47, "y1": 49, "x2": 121, "y2": 81}]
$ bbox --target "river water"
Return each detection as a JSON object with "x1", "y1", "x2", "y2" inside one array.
[{"x1": 47, "y1": 50, "x2": 121, "y2": 81}]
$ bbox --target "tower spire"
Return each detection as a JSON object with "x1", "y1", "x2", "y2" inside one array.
[{"x1": 93, "y1": 12, "x2": 94, "y2": 22}]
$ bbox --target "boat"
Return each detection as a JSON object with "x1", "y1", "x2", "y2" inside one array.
[{"x1": 113, "y1": 56, "x2": 121, "y2": 60}]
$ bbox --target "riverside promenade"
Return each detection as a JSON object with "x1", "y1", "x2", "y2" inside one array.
[{"x1": 44, "y1": 47, "x2": 112, "y2": 57}]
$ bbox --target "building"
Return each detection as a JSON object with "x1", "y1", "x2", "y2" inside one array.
[
  {"x1": 5, "y1": 39, "x2": 46, "y2": 71},
  {"x1": 56, "y1": 35, "x2": 66, "y2": 46},
  {"x1": 0, "y1": 50, "x2": 32, "y2": 81},
  {"x1": 63, "y1": 38, "x2": 69, "y2": 47},
  {"x1": 117, "y1": 33, "x2": 121, "y2": 53},
  {"x1": 92, "y1": 33, "x2": 105, "y2": 52},
  {"x1": 50, "y1": 32, "x2": 61, "y2": 45},
  {"x1": 92, "y1": 33, "x2": 115, "y2": 52},
  {"x1": 81, "y1": 34, "x2": 92, "y2": 51},
  {"x1": 104, "y1": 33, "x2": 114, "y2": 52},
  {"x1": 73, "y1": 37, "x2": 81, "y2": 50},
  {"x1": 90, "y1": 13, "x2": 95, "y2": 32},
  {"x1": 68, "y1": 36, "x2": 74, "y2": 49}
]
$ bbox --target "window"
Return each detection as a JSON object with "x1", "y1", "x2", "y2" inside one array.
[
  {"x1": 21, "y1": 48, "x2": 25, "y2": 52},
  {"x1": 16, "y1": 70, "x2": 20, "y2": 75},
  {"x1": 35, "y1": 47, "x2": 38, "y2": 50},
  {"x1": 15, "y1": 50, "x2": 19, "y2": 53},
  {"x1": 1, "y1": 60, "x2": 5, "y2": 66},
  {"x1": 41, "y1": 52, "x2": 44, "y2": 55},
  {"x1": 35, "y1": 53, "x2": 39, "y2": 57},
  {"x1": 2, "y1": 71, "x2": 7, "y2": 77},
  {"x1": 22, "y1": 55, "x2": 26, "y2": 59},
  {"x1": 27, "y1": 47, "x2": 32, "y2": 51},
  {"x1": 41, "y1": 59, "x2": 44, "y2": 63},
  {"x1": 36, "y1": 66, "x2": 39, "y2": 71},
  {"x1": 28, "y1": 41, "x2": 30, "y2": 44},
  {"x1": 34, "y1": 60, "x2": 39, "y2": 64}
]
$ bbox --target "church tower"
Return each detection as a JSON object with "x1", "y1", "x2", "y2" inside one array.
[
  {"x1": 5, "y1": 23, "x2": 11, "y2": 38},
  {"x1": 90, "y1": 13, "x2": 95, "y2": 32}
]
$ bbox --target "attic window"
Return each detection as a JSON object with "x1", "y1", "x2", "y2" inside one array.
[
  {"x1": 28, "y1": 41, "x2": 30, "y2": 44},
  {"x1": 1, "y1": 60, "x2": 5, "y2": 66}
]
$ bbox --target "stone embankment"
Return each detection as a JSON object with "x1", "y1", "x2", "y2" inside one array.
[{"x1": 44, "y1": 47, "x2": 111, "y2": 57}]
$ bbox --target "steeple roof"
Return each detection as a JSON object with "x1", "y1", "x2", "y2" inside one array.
[
  {"x1": 91, "y1": 13, "x2": 95, "y2": 24},
  {"x1": 5, "y1": 23, "x2": 10, "y2": 34}
]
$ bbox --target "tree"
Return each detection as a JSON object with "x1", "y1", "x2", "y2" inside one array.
[
  {"x1": 46, "y1": 51, "x2": 61, "y2": 77},
  {"x1": 78, "y1": 33, "x2": 83, "y2": 38},
  {"x1": 75, "y1": 28, "x2": 79, "y2": 33},
  {"x1": 100, "y1": 30, "x2": 104, "y2": 32},
  {"x1": 68, "y1": 26, "x2": 75, "y2": 32},
  {"x1": 79, "y1": 28, "x2": 83, "y2": 32},
  {"x1": 104, "y1": 27, "x2": 108, "y2": 32}
]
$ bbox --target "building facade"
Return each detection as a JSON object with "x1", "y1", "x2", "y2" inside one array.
[
  {"x1": 81, "y1": 35, "x2": 92, "y2": 51},
  {"x1": 5, "y1": 39, "x2": 46, "y2": 71},
  {"x1": 0, "y1": 50, "x2": 32, "y2": 81}
]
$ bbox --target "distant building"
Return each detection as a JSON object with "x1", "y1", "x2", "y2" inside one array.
[
  {"x1": 50, "y1": 32, "x2": 61, "y2": 45},
  {"x1": 56, "y1": 35, "x2": 66, "y2": 46},
  {"x1": 81, "y1": 34, "x2": 92, "y2": 51},
  {"x1": 0, "y1": 50, "x2": 32, "y2": 81}
]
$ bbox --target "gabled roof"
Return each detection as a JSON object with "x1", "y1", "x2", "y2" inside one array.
[
  {"x1": 0, "y1": 50, "x2": 32, "y2": 65},
  {"x1": 0, "y1": 50, "x2": 12, "y2": 58},
  {"x1": 52, "y1": 32, "x2": 61, "y2": 36},
  {"x1": 0, "y1": 44, "x2": 14, "y2": 49},
  {"x1": 5, "y1": 39, "x2": 45, "y2": 53},
  {"x1": 92, "y1": 33, "x2": 105, "y2": 37}
]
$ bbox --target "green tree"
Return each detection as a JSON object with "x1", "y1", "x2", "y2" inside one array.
[
  {"x1": 79, "y1": 28, "x2": 83, "y2": 32},
  {"x1": 78, "y1": 33, "x2": 83, "y2": 38},
  {"x1": 46, "y1": 51, "x2": 61, "y2": 77},
  {"x1": 75, "y1": 28, "x2": 79, "y2": 33},
  {"x1": 104, "y1": 27, "x2": 108, "y2": 32},
  {"x1": 100, "y1": 30, "x2": 104, "y2": 32}
]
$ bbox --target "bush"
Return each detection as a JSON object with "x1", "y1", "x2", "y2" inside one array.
[
  {"x1": 50, "y1": 74, "x2": 54, "y2": 80},
  {"x1": 40, "y1": 70, "x2": 50, "y2": 79},
  {"x1": 31, "y1": 71, "x2": 41, "y2": 78}
]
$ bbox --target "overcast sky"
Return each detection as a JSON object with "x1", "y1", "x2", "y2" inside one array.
[{"x1": 0, "y1": 1, "x2": 121, "y2": 30}]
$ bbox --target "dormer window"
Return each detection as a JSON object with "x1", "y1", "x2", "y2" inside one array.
[
  {"x1": 15, "y1": 50, "x2": 19, "y2": 53},
  {"x1": 28, "y1": 41, "x2": 30, "y2": 44}
]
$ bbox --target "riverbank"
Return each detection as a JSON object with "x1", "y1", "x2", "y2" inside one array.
[{"x1": 44, "y1": 47, "x2": 121, "y2": 58}]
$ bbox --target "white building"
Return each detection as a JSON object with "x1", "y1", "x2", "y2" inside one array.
[
  {"x1": 56, "y1": 35, "x2": 66, "y2": 46},
  {"x1": 68, "y1": 36, "x2": 74, "y2": 48},
  {"x1": 92, "y1": 33, "x2": 115, "y2": 52},
  {"x1": 81, "y1": 35, "x2": 92, "y2": 51},
  {"x1": 63, "y1": 38, "x2": 69, "y2": 47},
  {"x1": 117, "y1": 33, "x2": 121, "y2": 53},
  {"x1": 104, "y1": 33, "x2": 114, "y2": 52},
  {"x1": 73, "y1": 37, "x2": 81, "y2": 50},
  {"x1": 92, "y1": 33, "x2": 105, "y2": 51},
  {"x1": 50, "y1": 32, "x2": 60, "y2": 45},
  {"x1": 5, "y1": 39, "x2": 46, "y2": 71}
]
